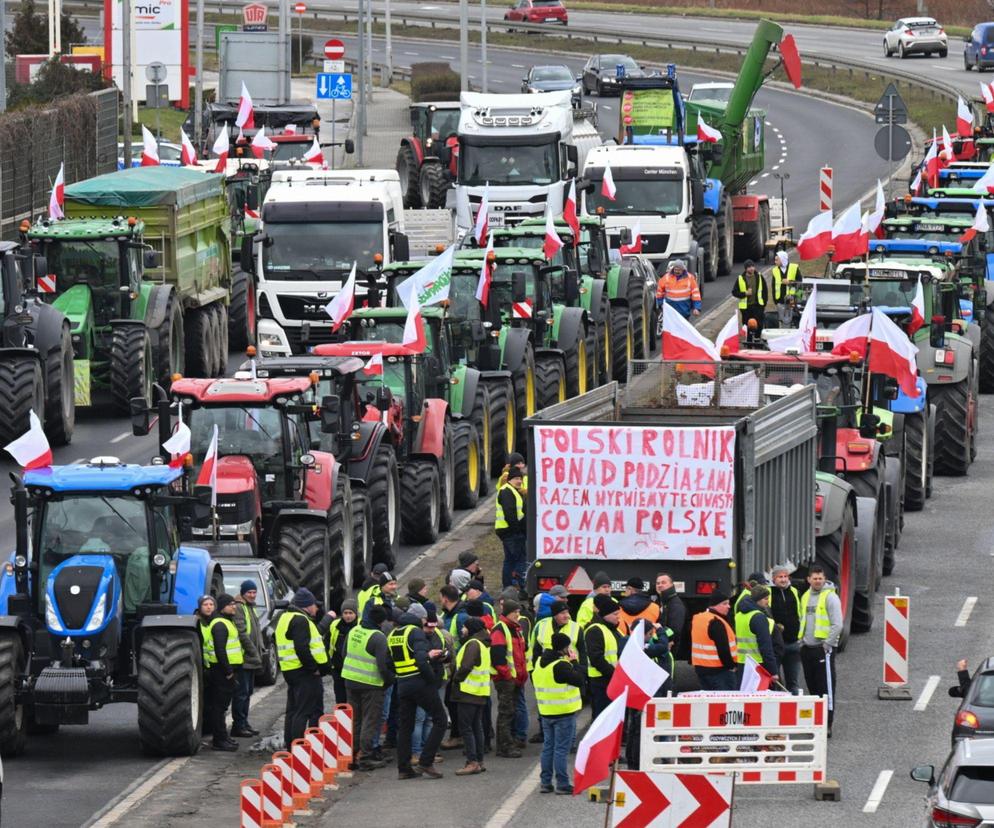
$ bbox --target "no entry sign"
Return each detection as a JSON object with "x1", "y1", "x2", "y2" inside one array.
[
  {"x1": 293, "y1": 2, "x2": 306, "y2": 12},
  {"x1": 324, "y1": 39, "x2": 345, "y2": 60}
]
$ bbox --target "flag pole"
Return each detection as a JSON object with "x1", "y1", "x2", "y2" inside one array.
[{"x1": 603, "y1": 758, "x2": 619, "y2": 828}]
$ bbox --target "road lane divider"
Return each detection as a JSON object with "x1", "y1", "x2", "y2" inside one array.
[
  {"x1": 913, "y1": 675, "x2": 941, "y2": 712},
  {"x1": 955, "y1": 596, "x2": 978, "y2": 627},
  {"x1": 862, "y1": 770, "x2": 893, "y2": 814}
]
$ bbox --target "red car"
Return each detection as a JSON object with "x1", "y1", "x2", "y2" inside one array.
[{"x1": 504, "y1": 0, "x2": 568, "y2": 26}]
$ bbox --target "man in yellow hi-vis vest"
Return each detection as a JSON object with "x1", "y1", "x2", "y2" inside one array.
[
  {"x1": 799, "y1": 565, "x2": 843, "y2": 734},
  {"x1": 275, "y1": 587, "x2": 329, "y2": 748},
  {"x1": 731, "y1": 260, "x2": 771, "y2": 338},
  {"x1": 199, "y1": 593, "x2": 245, "y2": 751},
  {"x1": 495, "y1": 466, "x2": 527, "y2": 589}
]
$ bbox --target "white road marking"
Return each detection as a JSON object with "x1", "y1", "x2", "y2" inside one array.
[
  {"x1": 914, "y1": 675, "x2": 941, "y2": 712},
  {"x1": 110, "y1": 432, "x2": 130, "y2": 444},
  {"x1": 602, "y1": 105, "x2": 612, "y2": 110},
  {"x1": 511, "y1": 63, "x2": 526, "y2": 68},
  {"x1": 761, "y1": 172, "x2": 769, "y2": 178},
  {"x1": 772, "y1": 165, "x2": 780, "y2": 170},
  {"x1": 955, "y1": 596, "x2": 978, "y2": 627},
  {"x1": 403, "y1": 51, "x2": 419, "y2": 55},
  {"x1": 73, "y1": 458, "x2": 87, "y2": 464},
  {"x1": 862, "y1": 770, "x2": 894, "y2": 814},
  {"x1": 440, "y1": 54, "x2": 456, "y2": 60},
  {"x1": 749, "y1": 179, "x2": 758, "y2": 186},
  {"x1": 483, "y1": 760, "x2": 542, "y2": 828}
]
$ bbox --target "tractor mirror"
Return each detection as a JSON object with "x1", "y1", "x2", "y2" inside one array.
[
  {"x1": 564, "y1": 269, "x2": 579, "y2": 305},
  {"x1": 391, "y1": 232, "x2": 410, "y2": 262},
  {"x1": 618, "y1": 227, "x2": 632, "y2": 246},
  {"x1": 437, "y1": 146, "x2": 452, "y2": 167},
  {"x1": 33, "y1": 255, "x2": 48, "y2": 281},
  {"x1": 375, "y1": 385, "x2": 393, "y2": 409},
  {"x1": 240, "y1": 236, "x2": 255, "y2": 274},
  {"x1": 930, "y1": 314, "x2": 946, "y2": 348},
  {"x1": 320, "y1": 395, "x2": 340, "y2": 433},
  {"x1": 143, "y1": 249, "x2": 161, "y2": 270},
  {"x1": 130, "y1": 397, "x2": 153, "y2": 436},
  {"x1": 883, "y1": 377, "x2": 900, "y2": 400},
  {"x1": 299, "y1": 453, "x2": 316, "y2": 467},
  {"x1": 512, "y1": 270, "x2": 528, "y2": 303},
  {"x1": 344, "y1": 139, "x2": 355, "y2": 155},
  {"x1": 566, "y1": 145, "x2": 578, "y2": 166},
  {"x1": 691, "y1": 179, "x2": 705, "y2": 210},
  {"x1": 858, "y1": 412, "x2": 879, "y2": 440},
  {"x1": 708, "y1": 144, "x2": 724, "y2": 166}
]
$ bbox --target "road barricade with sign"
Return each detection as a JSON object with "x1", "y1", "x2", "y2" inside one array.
[{"x1": 609, "y1": 771, "x2": 733, "y2": 828}]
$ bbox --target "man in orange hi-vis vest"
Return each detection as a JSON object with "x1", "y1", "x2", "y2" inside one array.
[{"x1": 690, "y1": 591, "x2": 738, "y2": 691}]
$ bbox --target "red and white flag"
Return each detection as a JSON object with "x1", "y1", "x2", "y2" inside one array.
[
  {"x1": 3, "y1": 410, "x2": 52, "y2": 469},
  {"x1": 863, "y1": 180, "x2": 885, "y2": 239},
  {"x1": 324, "y1": 262, "x2": 356, "y2": 332},
  {"x1": 959, "y1": 201, "x2": 989, "y2": 243},
  {"x1": 211, "y1": 128, "x2": 229, "y2": 173},
  {"x1": 796, "y1": 211, "x2": 833, "y2": 260},
  {"x1": 48, "y1": 162, "x2": 64, "y2": 220},
  {"x1": 563, "y1": 179, "x2": 580, "y2": 243},
  {"x1": 619, "y1": 221, "x2": 642, "y2": 254},
  {"x1": 473, "y1": 183, "x2": 490, "y2": 247},
  {"x1": 251, "y1": 130, "x2": 277, "y2": 159},
  {"x1": 180, "y1": 128, "x2": 198, "y2": 166},
  {"x1": 660, "y1": 302, "x2": 721, "y2": 363},
  {"x1": 364, "y1": 353, "x2": 384, "y2": 376},
  {"x1": 476, "y1": 234, "x2": 494, "y2": 308},
  {"x1": 285, "y1": 124, "x2": 298, "y2": 135},
  {"x1": 958, "y1": 96, "x2": 975, "y2": 138},
  {"x1": 140, "y1": 125, "x2": 160, "y2": 166},
  {"x1": 714, "y1": 312, "x2": 742, "y2": 355},
  {"x1": 830, "y1": 311, "x2": 872, "y2": 358},
  {"x1": 573, "y1": 687, "x2": 627, "y2": 797},
  {"x1": 543, "y1": 202, "x2": 564, "y2": 261},
  {"x1": 831, "y1": 201, "x2": 867, "y2": 261},
  {"x1": 940, "y1": 125, "x2": 955, "y2": 165},
  {"x1": 909, "y1": 278, "x2": 926, "y2": 335},
  {"x1": 195, "y1": 424, "x2": 219, "y2": 507},
  {"x1": 162, "y1": 405, "x2": 192, "y2": 468},
  {"x1": 769, "y1": 284, "x2": 817, "y2": 353},
  {"x1": 601, "y1": 162, "x2": 616, "y2": 201},
  {"x1": 739, "y1": 655, "x2": 775, "y2": 693},
  {"x1": 402, "y1": 291, "x2": 427, "y2": 353},
  {"x1": 869, "y1": 308, "x2": 920, "y2": 398},
  {"x1": 697, "y1": 116, "x2": 721, "y2": 143},
  {"x1": 236, "y1": 82, "x2": 255, "y2": 130},
  {"x1": 607, "y1": 620, "x2": 668, "y2": 709},
  {"x1": 303, "y1": 137, "x2": 324, "y2": 167},
  {"x1": 983, "y1": 82, "x2": 994, "y2": 114},
  {"x1": 910, "y1": 168, "x2": 923, "y2": 196},
  {"x1": 923, "y1": 133, "x2": 940, "y2": 188},
  {"x1": 972, "y1": 163, "x2": 994, "y2": 195}
]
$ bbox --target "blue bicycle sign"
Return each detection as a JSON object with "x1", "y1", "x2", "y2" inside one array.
[{"x1": 317, "y1": 73, "x2": 352, "y2": 100}]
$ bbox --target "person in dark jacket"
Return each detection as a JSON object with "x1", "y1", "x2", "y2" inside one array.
[
  {"x1": 439, "y1": 585, "x2": 467, "y2": 749},
  {"x1": 496, "y1": 466, "x2": 527, "y2": 589},
  {"x1": 732, "y1": 260, "x2": 770, "y2": 338},
  {"x1": 585, "y1": 594, "x2": 623, "y2": 719},
  {"x1": 452, "y1": 618, "x2": 492, "y2": 775},
  {"x1": 407, "y1": 578, "x2": 430, "y2": 606},
  {"x1": 344, "y1": 604, "x2": 395, "y2": 769},
  {"x1": 618, "y1": 578, "x2": 660, "y2": 636},
  {"x1": 654, "y1": 572, "x2": 687, "y2": 658},
  {"x1": 735, "y1": 587, "x2": 778, "y2": 679},
  {"x1": 231, "y1": 580, "x2": 264, "y2": 737},
  {"x1": 323, "y1": 598, "x2": 358, "y2": 704},
  {"x1": 537, "y1": 633, "x2": 585, "y2": 794},
  {"x1": 949, "y1": 659, "x2": 972, "y2": 698},
  {"x1": 691, "y1": 592, "x2": 738, "y2": 691},
  {"x1": 392, "y1": 604, "x2": 447, "y2": 779},
  {"x1": 280, "y1": 588, "x2": 330, "y2": 749},
  {"x1": 208, "y1": 593, "x2": 243, "y2": 751},
  {"x1": 770, "y1": 564, "x2": 803, "y2": 694}
]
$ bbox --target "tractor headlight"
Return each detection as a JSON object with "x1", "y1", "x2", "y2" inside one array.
[
  {"x1": 85, "y1": 596, "x2": 107, "y2": 632},
  {"x1": 45, "y1": 594, "x2": 63, "y2": 632},
  {"x1": 152, "y1": 552, "x2": 168, "y2": 568}
]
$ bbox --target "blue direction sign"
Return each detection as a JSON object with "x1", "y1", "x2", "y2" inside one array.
[{"x1": 316, "y1": 72, "x2": 352, "y2": 100}]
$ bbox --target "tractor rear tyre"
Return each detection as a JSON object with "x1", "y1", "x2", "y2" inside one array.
[
  {"x1": 0, "y1": 358, "x2": 44, "y2": 452},
  {"x1": 400, "y1": 460, "x2": 441, "y2": 544},
  {"x1": 137, "y1": 630, "x2": 203, "y2": 756},
  {"x1": 440, "y1": 426, "x2": 456, "y2": 531},
  {"x1": 152, "y1": 290, "x2": 185, "y2": 386},
  {"x1": 184, "y1": 307, "x2": 212, "y2": 378},
  {"x1": 351, "y1": 486, "x2": 373, "y2": 591},
  {"x1": 845, "y1": 463, "x2": 888, "y2": 583},
  {"x1": 397, "y1": 144, "x2": 422, "y2": 208},
  {"x1": 483, "y1": 378, "x2": 513, "y2": 476},
  {"x1": 0, "y1": 634, "x2": 27, "y2": 756},
  {"x1": 110, "y1": 326, "x2": 153, "y2": 415},
  {"x1": 274, "y1": 520, "x2": 332, "y2": 604},
  {"x1": 815, "y1": 501, "x2": 856, "y2": 651},
  {"x1": 932, "y1": 379, "x2": 971, "y2": 476},
  {"x1": 44, "y1": 325, "x2": 74, "y2": 446},
  {"x1": 564, "y1": 334, "x2": 588, "y2": 398},
  {"x1": 511, "y1": 345, "x2": 537, "y2": 454},
  {"x1": 367, "y1": 444, "x2": 400, "y2": 568},
  {"x1": 610, "y1": 306, "x2": 633, "y2": 383},
  {"x1": 452, "y1": 420, "x2": 482, "y2": 510},
  {"x1": 535, "y1": 355, "x2": 567, "y2": 410},
  {"x1": 692, "y1": 214, "x2": 719, "y2": 283},
  {"x1": 980, "y1": 308, "x2": 994, "y2": 392},
  {"x1": 418, "y1": 163, "x2": 448, "y2": 209},
  {"x1": 228, "y1": 269, "x2": 256, "y2": 351},
  {"x1": 469, "y1": 383, "x2": 493, "y2": 493},
  {"x1": 584, "y1": 325, "x2": 598, "y2": 391},
  {"x1": 211, "y1": 303, "x2": 229, "y2": 376},
  {"x1": 716, "y1": 192, "x2": 734, "y2": 277},
  {"x1": 626, "y1": 271, "x2": 648, "y2": 359},
  {"x1": 325, "y1": 474, "x2": 352, "y2": 611},
  {"x1": 903, "y1": 410, "x2": 928, "y2": 512}
]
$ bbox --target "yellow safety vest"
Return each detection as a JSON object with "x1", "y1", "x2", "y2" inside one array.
[
  {"x1": 576, "y1": 596, "x2": 597, "y2": 628},
  {"x1": 342, "y1": 626, "x2": 386, "y2": 686},
  {"x1": 202, "y1": 617, "x2": 244, "y2": 667},
  {"x1": 274, "y1": 610, "x2": 328, "y2": 673},
  {"x1": 327, "y1": 618, "x2": 344, "y2": 659},
  {"x1": 357, "y1": 584, "x2": 382, "y2": 617},
  {"x1": 240, "y1": 602, "x2": 254, "y2": 635},
  {"x1": 533, "y1": 657, "x2": 582, "y2": 716},
  {"x1": 773, "y1": 262, "x2": 801, "y2": 298},
  {"x1": 456, "y1": 638, "x2": 492, "y2": 697},
  {"x1": 734, "y1": 609, "x2": 775, "y2": 664},
  {"x1": 495, "y1": 485, "x2": 525, "y2": 530},
  {"x1": 736, "y1": 273, "x2": 766, "y2": 310},
  {"x1": 585, "y1": 622, "x2": 619, "y2": 679},
  {"x1": 532, "y1": 617, "x2": 581, "y2": 653},
  {"x1": 388, "y1": 625, "x2": 419, "y2": 677},
  {"x1": 493, "y1": 620, "x2": 517, "y2": 679},
  {"x1": 798, "y1": 588, "x2": 836, "y2": 640}
]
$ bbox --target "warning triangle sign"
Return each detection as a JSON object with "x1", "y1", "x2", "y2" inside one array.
[{"x1": 564, "y1": 566, "x2": 594, "y2": 594}]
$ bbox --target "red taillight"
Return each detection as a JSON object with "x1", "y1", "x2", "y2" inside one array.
[
  {"x1": 847, "y1": 441, "x2": 871, "y2": 454},
  {"x1": 931, "y1": 806, "x2": 981, "y2": 828},
  {"x1": 955, "y1": 709, "x2": 980, "y2": 730},
  {"x1": 695, "y1": 580, "x2": 720, "y2": 595},
  {"x1": 905, "y1": 28, "x2": 914, "y2": 35},
  {"x1": 537, "y1": 577, "x2": 561, "y2": 591},
  {"x1": 815, "y1": 495, "x2": 825, "y2": 515},
  {"x1": 983, "y1": 46, "x2": 989, "y2": 56},
  {"x1": 935, "y1": 349, "x2": 956, "y2": 366}
]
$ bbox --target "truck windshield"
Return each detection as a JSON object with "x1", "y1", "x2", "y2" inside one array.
[
  {"x1": 263, "y1": 221, "x2": 382, "y2": 279},
  {"x1": 460, "y1": 140, "x2": 560, "y2": 186},
  {"x1": 44, "y1": 240, "x2": 120, "y2": 288},
  {"x1": 586, "y1": 177, "x2": 683, "y2": 216},
  {"x1": 188, "y1": 405, "x2": 287, "y2": 495}
]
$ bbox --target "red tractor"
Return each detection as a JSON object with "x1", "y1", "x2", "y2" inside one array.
[{"x1": 396, "y1": 102, "x2": 460, "y2": 208}]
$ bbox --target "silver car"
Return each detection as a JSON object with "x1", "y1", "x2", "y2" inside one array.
[
  {"x1": 883, "y1": 16, "x2": 947, "y2": 59},
  {"x1": 912, "y1": 737, "x2": 994, "y2": 826}
]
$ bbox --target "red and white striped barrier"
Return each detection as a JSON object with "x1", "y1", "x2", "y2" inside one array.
[
  {"x1": 289, "y1": 739, "x2": 314, "y2": 809},
  {"x1": 240, "y1": 779, "x2": 264, "y2": 828},
  {"x1": 333, "y1": 703, "x2": 354, "y2": 769},
  {"x1": 819, "y1": 166, "x2": 833, "y2": 213},
  {"x1": 304, "y1": 727, "x2": 329, "y2": 794},
  {"x1": 879, "y1": 591, "x2": 912, "y2": 700},
  {"x1": 319, "y1": 714, "x2": 341, "y2": 774},
  {"x1": 259, "y1": 764, "x2": 285, "y2": 828},
  {"x1": 307, "y1": 725, "x2": 338, "y2": 785},
  {"x1": 272, "y1": 751, "x2": 296, "y2": 820}
]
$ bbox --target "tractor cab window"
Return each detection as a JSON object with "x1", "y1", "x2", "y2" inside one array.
[
  {"x1": 868, "y1": 278, "x2": 918, "y2": 309},
  {"x1": 490, "y1": 263, "x2": 542, "y2": 309},
  {"x1": 449, "y1": 271, "x2": 484, "y2": 321},
  {"x1": 812, "y1": 372, "x2": 845, "y2": 407},
  {"x1": 44, "y1": 240, "x2": 122, "y2": 321},
  {"x1": 429, "y1": 109, "x2": 459, "y2": 142}
]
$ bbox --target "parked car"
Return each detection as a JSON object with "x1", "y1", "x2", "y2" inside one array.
[
  {"x1": 912, "y1": 738, "x2": 994, "y2": 826},
  {"x1": 687, "y1": 82, "x2": 734, "y2": 104},
  {"x1": 116, "y1": 140, "x2": 183, "y2": 169},
  {"x1": 883, "y1": 16, "x2": 947, "y2": 58},
  {"x1": 580, "y1": 54, "x2": 647, "y2": 96},
  {"x1": 221, "y1": 558, "x2": 294, "y2": 686},
  {"x1": 504, "y1": 0, "x2": 567, "y2": 26},
  {"x1": 964, "y1": 22, "x2": 994, "y2": 71},
  {"x1": 950, "y1": 658, "x2": 994, "y2": 743},
  {"x1": 521, "y1": 64, "x2": 582, "y2": 107}
]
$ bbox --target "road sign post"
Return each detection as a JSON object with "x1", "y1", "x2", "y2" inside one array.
[
  {"x1": 294, "y1": 2, "x2": 307, "y2": 74},
  {"x1": 874, "y1": 83, "x2": 911, "y2": 198}
]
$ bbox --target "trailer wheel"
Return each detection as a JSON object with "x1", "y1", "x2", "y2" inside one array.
[
  {"x1": 845, "y1": 461, "x2": 888, "y2": 585},
  {"x1": 979, "y1": 307, "x2": 994, "y2": 392},
  {"x1": 0, "y1": 634, "x2": 27, "y2": 757},
  {"x1": 0, "y1": 358, "x2": 43, "y2": 452},
  {"x1": 137, "y1": 630, "x2": 202, "y2": 756},
  {"x1": 152, "y1": 290, "x2": 185, "y2": 386},
  {"x1": 367, "y1": 444, "x2": 400, "y2": 568},
  {"x1": 609, "y1": 306, "x2": 633, "y2": 383},
  {"x1": 351, "y1": 486, "x2": 373, "y2": 590},
  {"x1": 716, "y1": 192, "x2": 734, "y2": 277},
  {"x1": 418, "y1": 162, "x2": 448, "y2": 209},
  {"x1": 469, "y1": 383, "x2": 492, "y2": 492},
  {"x1": 110, "y1": 326, "x2": 153, "y2": 415},
  {"x1": 483, "y1": 378, "x2": 513, "y2": 476},
  {"x1": 439, "y1": 426, "x2": 456, "y2": 531},
  {"x1": 931, "y1": 379, "x2": 971, "y2": 476},
  {"x1": 535, "y1": 355, "x2": 567, "y2": 410},
  {"x1": 204, "y1": 305, "x2": 221, "y2": 378},
  {"x1": 275, "y1": 519, "x2": 333, "y2": 604},
  {"x1": 209, "y1": 303, "x2": 229, "y2": 376},
  {"x1": 228, "y1": 268, "x2": 256, "y2": 351},
  {"x1": 399, "y1": 460, "x2": 441, "y2": 544},
  {"x1": 510, "y1": 345, "x2": 536, "y2": 454},
  {"x1": 184, "y1": 308, "x2": 212, "y2": 379},
  {"x1": 397, "y1": 144, "x2": 422, "y2": 208},
  {"x1": 903, "y1": 410, "x2": 927, "y2": 512},
  {"x1": 815, "y1": 501, "x2": 856, "y2": 651},
  {"x1": 43, "y1": 325, "x2": 75, "y2": 447},
  {"x1": 692, "y1": 214, "x2": 719, "y2": 283}
]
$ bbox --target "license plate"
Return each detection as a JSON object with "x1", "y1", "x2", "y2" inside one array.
[
  {"x1": 915, "y1": 223, "x2": 944, "y2": 232},
  {"x1": 488, "y1": 212, "x2": 505, "y2": 228}
]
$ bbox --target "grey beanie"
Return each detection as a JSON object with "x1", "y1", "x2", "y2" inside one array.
[
  {"x1": 407, "y1": 602, "x2": 427, "y2": 621},
  {"x1": 450, "y1": 568, "x2": 472, "y2": 592},
  {"x1": 669, "y1": 259, "x2": 686, "y2": 271},
  {"x1": 549, "y1": 584, "x2": 569, "y2": 598}
]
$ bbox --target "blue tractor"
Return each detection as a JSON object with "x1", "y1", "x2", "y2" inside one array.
[{"x1": 0, "y1": 457, "x2": 223, "y2": 756}]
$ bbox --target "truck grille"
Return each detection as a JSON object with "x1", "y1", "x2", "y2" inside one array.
[
  {"x1": 285, "y1": 324, "x2": 337, "y2": 354},
  {"x1": 276, "y1": 295, "x2": 337, "y2": 321}
]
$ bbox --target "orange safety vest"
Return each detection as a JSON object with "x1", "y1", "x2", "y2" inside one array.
[
  {"x1": 618, "y1": 601, "x2": 660, "y2": 637},
  {"x1": 656, "y1": 272, "x2": 702, "y2": 303},
  {"x1": 690, "y1": 610, "x2": 737, "y2": 668}
]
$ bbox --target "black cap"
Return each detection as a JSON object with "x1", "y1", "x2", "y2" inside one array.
[
  {"x1": 466, "y1": 579, "x2": 484, "y2": 592},
  {"x1": 368, "y1": 605, "x2": 388, "y2": 625},
  {"x1": 240, "y1": 579, "x2": 258, "y2": 595},
  {"x1": 550, "y1": 632, "x2": 572, "y2": 652},
  {"x1": 216, "y1": 593, "x2": 235, "y2": 611},
  {"x1": 626, "y1": 577, "x2": 645, "y2": 591},
  {"x1": 458, "y1": 551, "x2": 479, "y2": 569},
  {"x1": 507, "y1": 466, "x2": 524, "y2": 482},
  {"x1": 747, "y1": 571, "x2": 768, "y2": 585},
  {"x1": 507, "y1": 452, "x2": 525, "y2": 466},
  {"x1": 593, "y1": 594, "x2": 620, "y2": 616},
  {"x1": 708, "y1": 590, "x2": 730, "y2": 607},
  {"x1": 293, "y1": 587, "x2": 317, "y2": 608},
  {"x1": 593, "y1": 571, "x2": 611, "y2": 588},
  {"x1": 372, "y1": 563, "x2": 390, "y2": 575},
  {"x1": 549, "y1": 600, "x2": 569, "y2": 616},
  {"x1": 465, "y1": 617, "x2": 486, "y2": 635},
  {"x1": 424, "y1": 602, "x2": 439, "y2": 624}
]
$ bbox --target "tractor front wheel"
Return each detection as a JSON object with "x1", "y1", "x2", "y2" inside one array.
[
  {"x1": 932, "y1": 379, "x2": 971, "y2": 476},
  {"x1": 452, "y1": 420, "x2": 482, "y2": 509},
  {"x1": 274, "y1": 520, "x2": 332, "y2": 602},
  {"x1": 137, "y1": 630, "x2": 203, "y2": 756},
  {"x1": 110, "y1": 326, "x2": 153, "y2": 415},
  {"x1": 45, "y1": 325, "x2": 75, "y2": 446},
  {"x1": 0, "y1": 634, "x2": 27, "y2": 756},
  {"x1": 367, "y1": 444, "x2": 400, "y2": 568},
  {"x1": 399, "y1": 460, "x2": 441, "y2": 544}
]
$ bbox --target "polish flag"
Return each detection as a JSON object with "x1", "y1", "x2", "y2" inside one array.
[
  {"x1": 769, "y1": 284, "x2": 818, "y2": 353},
  {"x1": 285, "y1": 124, "x2": 298, "y2": 134},
  {"x1": 402, "y1": 291, "x2": 427, "y2": 353},
  {"x1": 140, "y1": 125, "x2": 160, "y2": 166},
  {"x1": 476, "y1": 234, "x2": 494, "y2": 308},
  {"x1": 162, "y1": 407, "x2": 192, "y2": 468},
  {"x1": 779, "y1": 33, "x2": 803, "y2": 89},
  {"x1": 983, "y1": 82, "x2": 994, "y2": 114},
  {"x1": 3, "y1": 410, "x2": 52, "y2": 469},
  {"x1": 563, "y1": 179, "x2": 580, "y2": 243},
  {"x1": 180, "y1": 128, "x2": 198, "y2": 166},
  {"x1": 869, "y1": 308, "x2": 921, "y2": 398},
  {"x1": 324, "y1": 262, "x2": 357, "y2": 332},
  {"x1": 830, "y1": 311, "x2": 872, "y2": 358},
  {"x1": 958, "y1": 96, "x2": 975, "y2": 138},
  {"x1": 543, "y1": 202, "x2": 564, "y2": 261},
  {"x1": 48, "y1": 162, "x2": 64, "y2": 220},
  {"x1": 714, "y1": 313, "x2": 742, "y2": 355},
  {"x1": 909, "y1": 278, "x2": 926, "y2": 335},
  {"x1": 923, "y1": 135, "x2": 940, "y2": 187},
  {"x1": 211, "y1": 129, "x2": 229, "y2": 174},
  {"x1": 697, "y1": 116, "x2": 721, "y2": 143},
  {"x1": 739, "y1": 655, "x2": 775, "y2": 693},
  {"x1": 601, "y1": 162, "x2": 616, "y2": 201},
  {"x1": 236, "y1": 82, "x2": 255, "y2": 130},
  {"x1": 196, "y1": 424, "x2": 219, "y2": 507},
  {"x1": 606, "y1": 621, "x2": 668, "y2": 709},
  {"x1": 619, "y1": 221, "x2": 642, "y2": 254},
  {"x1": 572, "y1": 687, "x2": 627, "y2": 797},
  {"x1": 959, "y1": 201, "x2": 989, "y2": 243},
  {"x1": 863, "y1": 180, "x2": 886, "y2": 239},
  {"x1": 364, "y1": 353, "x2": 384, "y2": 376},
  {"x1": 251, "y1": 130, "x2": 277, "y2": 159},
  {"x1": 660, "y1": 302, "x2": 721, "y2": 364},
  {"x1": 473, "y1": 183, "x2": 490, "y2": 247},
  {"x1": 831, "y1": 201, "x2": 867, "y2": 261},
  {"x1": 796, "y1": 211, "x2": 833, "y2": 260},
  {"x1": 972, "y1": 163, "x2": 994, "y2": 194},
  {"x1": 303, "y1": 137, "x2": 325, "y2": 166},
  {"x1": 940, "y1": 125, "x2": 955, "y2": 166},
  {"x1": 910, "y1": 168, "x2": 923, "y2": 196}
]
